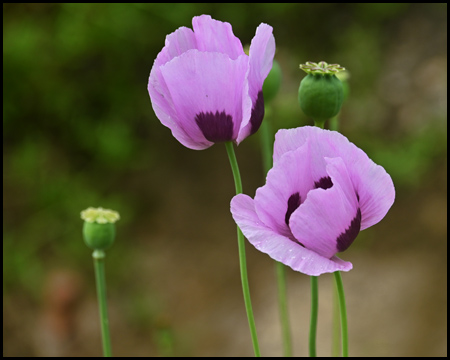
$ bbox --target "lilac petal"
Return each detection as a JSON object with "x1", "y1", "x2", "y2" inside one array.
[
  {"x1": 274, "y1": 127, "x2": 314, "y2": 163},
  {"x1": 249, "y1": 24, "x2": 276, "y2": 87},
  {"x1": 154, "y1": 27, "x2": 198, "y2": 69},
  {"x1": 254, "y1": 142, "x2": 315, "y2": 238},
  {"x1": 274, "y1": 126, "x2": 395, "y2": 230},
  {"x1": 274, "y1": 126, "x2": 349, "y2": 171},
  {"x1": 160, "y1": 50, "x2": 249, "y2": 148},
  {"x1": 289, "y1": 157, "x2": 361, "y2": 258},
  {"x1": 231, "y1": 194, "x2": 353, "y2": 276},
  {"x1": 237, "y1": 23, "x2": 275, "y2": 144},
  {"x1": 148, "y1": 27, "x2": 202, "y2": 149},
  {"x1": 192, "y1": 15, "x2": 244, "y2": 60},
  {"x1": 347, "y1": 153, "x2": 395, "y2": 230}
]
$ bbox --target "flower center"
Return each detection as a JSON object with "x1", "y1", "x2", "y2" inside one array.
[
  {"x1": 299, "y1": 61, "x2": 345, "y2": 75},
  {"x1": 195, "y1": 110, "x2": 234, "y2": 143}
]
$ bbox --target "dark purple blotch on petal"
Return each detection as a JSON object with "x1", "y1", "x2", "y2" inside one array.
[
  {"x1": 249, "y1": 90, "x2": 265, "y2": 136},
  {"x1": 195, "y1": 111, "x2": 234, "y2": 143},
  {"x1": 336, "y1": 208, "x2": 361, "y2": 253},
  {"x1": 315, "y1": 176, "x2": 333, "y2": 190},
  {"x1": 285, "y1": 192, "x2": 301, "y2": 226}
]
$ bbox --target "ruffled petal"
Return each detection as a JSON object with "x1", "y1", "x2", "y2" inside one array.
[
  {"x1": 289, "y1": 157, "x2": 361, "y2": 258},
  {"x1": 254, "y1": 142, "x2": 315, "y2": 238},
  {"x1": 348, "y1": 153, "x2": 395, "y2": 230},
  {"x1": 231, "y1": 194, "x2": 353, "y2": 276},
  {"x1": 148, "y1": 27, "x2": 201, "y2": 149},
  {"x1": 273, "y1": 126, "x2": 395, "y2": 230},
  {"x1": 192, "y1": 15, "x2": 244, "y2": 60},
  {"x1": 237, "y1": 23, "x2": 275, "y2": 143},
  {"x1": 160, "y1": 50, "x2": 249, "y2": 148},
  {"x1": 248, "y1": 24, "x2": 276, "y2": 88},
  {"x1": 155, "y1": 27, "x2": 198, "y2": 69},
  {"x1": 274, "y1": 126, "x2": 349, "y2": 168}
]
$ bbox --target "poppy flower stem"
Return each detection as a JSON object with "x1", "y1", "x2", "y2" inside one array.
[
  {"x1": 225, "y1": 141, "x2": 261, "y2": 357},
  {"x1": 260, "y1": 114, "x2": 293, "y2": 357},
  {"x1": 276, "y1": 262, "x2": 292, "y2": 356},
  {"x1": 309, "y1": 276, "x2": 319, "y2": 357},
  {"x1": 333, "y1": 271, "x2": 349, "y2": 356},
  {"x1": 313, "y1": 119, "x2": 325, "y2": 129},
  {"x1": 259, "y1": 110, "x2": 274, "y2": 172},
  {"x1": 93, "y1": 250, "x2": 112, "y2": 357},
  {"x1": 332, "y1": 277, "x2": 341, "y2": 356},
  {"x1": 329, "y1": 115, "x2": 339, "y2": 131}
]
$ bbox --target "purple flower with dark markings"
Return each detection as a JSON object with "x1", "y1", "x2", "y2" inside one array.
[
  {"x1": 148, "y1": 15, "x2": 275, "y2": 150},
  {"x1": 231, "y1": 126, "x2": 395, "y2": 276}
]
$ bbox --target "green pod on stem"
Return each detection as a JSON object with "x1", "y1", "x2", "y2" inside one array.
[
  {"x1": 81, "y1": 207, "x2": 120, "y2": 251},
  {"x1": 298, "y1": 61, "x2": 345, "y2": 122}
]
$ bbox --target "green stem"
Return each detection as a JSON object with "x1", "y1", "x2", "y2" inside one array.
[
  {"x1": 225, "y1": 141, "x2": 261, "y2": 357},
  {"x1": 329, "y1": 116, "x2": 339, "y2": 132},
  {"x1": 309, "y1": 276, "x2": 319, "y2": 357},
  {"x1": 333, "y1": 271, "x2": 348, "y2": 357},
  {"x1": 260, "y1": 115, "x2": 292, "y2": 357},
  {"x1": 259, "y1": 112, "x2": 273, "y2": 171},
  {"x1": 93, "y1": 250, "x2": 112, "y2": 357},
  {"x1": 313, "y1": 119, "x2": 325, "y2": 129},
  {"x1": 331, "y1": 278, "x2": 340, "y2": 357},
  {"x1": 276, "y1": 262, "x2": 292, "y2": 357}
]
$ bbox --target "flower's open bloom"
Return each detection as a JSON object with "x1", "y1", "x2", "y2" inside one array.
[
  {"x1": 231, "y1": 126, "x2": 395, "y2": 276},
  {"x1": 148, "y1": 15, "x2": 275, "y2": 150}
]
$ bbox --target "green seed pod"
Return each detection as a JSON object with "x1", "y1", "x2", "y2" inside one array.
[
  {"x1": 298, "y1": 61, "x2": 345, "y2": 121},
  {"x1": 263, "y1": 59, "x2": 282, "y2": 104},
  {"x1": 81, "y1": 207, "x2": 120, "y2": 250}
]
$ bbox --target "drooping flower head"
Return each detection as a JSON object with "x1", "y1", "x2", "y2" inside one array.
[
  {"x1": 148, "y1": 15, "x2": 275, "y2": 150},
  {"x1": 231, "y1": 126, "x2": 395, "y2": 276}
]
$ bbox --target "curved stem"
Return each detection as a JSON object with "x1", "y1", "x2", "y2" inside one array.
[
  {"x1": 333, "y1": 271, "x2": 348, "y2": 357},
  {"x1": 225, "y1": 141, "x2": 261, "y2": 357},
  {"x1": 260, "y1": 116, "x2": 292, "y2": 357},
  {"x1": 93, "y1": 250, "x2": 112, "y2": 357},
  {"x1": 309, "y1": 276, "x2": 319, "y2": 357}
]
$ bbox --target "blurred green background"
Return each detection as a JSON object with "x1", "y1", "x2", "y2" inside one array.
[{"x1": 3, "y1": 3, "x2": 447, "y2": 357}]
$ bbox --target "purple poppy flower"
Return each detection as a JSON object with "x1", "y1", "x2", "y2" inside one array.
[
  {"x1": 231, "y1": 126, "x2": 395, "y2": 276},
  {"x1": 148, "y1": 15, "x2": 275, "y2": 150}
]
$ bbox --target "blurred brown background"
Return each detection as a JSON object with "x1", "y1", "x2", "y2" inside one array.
[{"x1": 3, "y1": 3, "x2": 447, "y2": 357}]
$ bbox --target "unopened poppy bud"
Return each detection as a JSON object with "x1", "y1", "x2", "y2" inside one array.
[
  {"x1": 298, "y1": 61, "x2": 345, "y2": 121},
  {"x1": 81, "y1": 207, "x2": 120, "y2": 250},
  {"x1": 263, "y1": 59, "x2": 282, "y2": 104}
]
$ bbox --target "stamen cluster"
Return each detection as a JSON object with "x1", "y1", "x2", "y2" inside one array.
[{"x1": 300, "y1": 61, "x2": 345, "y2": 75}]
